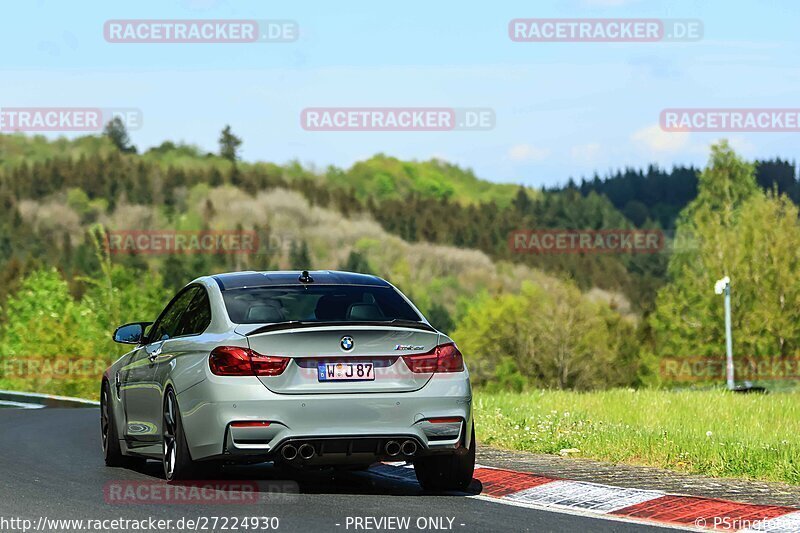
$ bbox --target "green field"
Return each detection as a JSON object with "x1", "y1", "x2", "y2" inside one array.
[{"x1": 474, "y1": 389, "x2": 800, "y2": 485}]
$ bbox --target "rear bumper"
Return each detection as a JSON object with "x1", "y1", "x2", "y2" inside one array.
[{"x1": 177, "y1": 372, "x2": 473, "y2": 462}]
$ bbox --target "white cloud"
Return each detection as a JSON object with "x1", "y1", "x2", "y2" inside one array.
[
  {"x1": 631, "y1": 124, "x2": 690, "y2": 154},
  {"x1": 507, "y1": 144, "x2": 550, "y2": 162},
  {"x1": 570, "y1": 142, "x2": 603, "y2": 162}
]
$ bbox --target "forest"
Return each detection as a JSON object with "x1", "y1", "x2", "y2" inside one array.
[{"x1": 1, "y1": 126, "x2": 798, "y2": 397}]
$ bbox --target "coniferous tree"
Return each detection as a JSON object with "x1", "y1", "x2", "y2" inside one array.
[
  {"x1": 103, "y1": 117, "x2": 137, "y2": 153},
  {"x1": 340, "y1": 250, "x2": 372, "y2": 274},
  {"x1": 219, "y1": 125, "x2": 242, "y2": 162},
  {"x1": 289, "y1": 240, "x2": 311, "y2": 270}
]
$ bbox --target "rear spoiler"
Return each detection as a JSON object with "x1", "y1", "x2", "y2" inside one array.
[{"x1": 245, "y1": 320, "x2": 436, "y2": 336}]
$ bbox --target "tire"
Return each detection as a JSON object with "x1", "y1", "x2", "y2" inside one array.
[
  {"x1": 162, "y1": 388, "x2": 197, "y2": 481},
  {"x1": 413, "y1": 425, "x2": 476, "y2": 492},
  {"x1": 101, "y1": 381, "x2": 143, "y2": 468}
]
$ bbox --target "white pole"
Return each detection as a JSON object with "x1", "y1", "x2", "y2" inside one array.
[
  {"x1": 714, "y1": 276, "x2": 734, "y2": 390},
  {"x1": 724, "y1": 282, "x2": 734, "y2": 390}
]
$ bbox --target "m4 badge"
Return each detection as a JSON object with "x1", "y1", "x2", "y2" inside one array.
[{"x1": 394, "y1": 344, "x2": 425, "y2": 351}]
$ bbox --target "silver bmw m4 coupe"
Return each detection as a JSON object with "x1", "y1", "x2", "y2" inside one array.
[{"x1": 101, "y1": 270, "x2": 475, "y2": 490}]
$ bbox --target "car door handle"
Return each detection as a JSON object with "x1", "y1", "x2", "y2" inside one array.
[{"x1": 148, "y1": 348, "x2": 162, "y2": 362}]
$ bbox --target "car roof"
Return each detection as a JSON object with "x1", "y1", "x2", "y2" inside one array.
[{"x1": 208, "y1": 270, "x2": 391, "y2": 291}]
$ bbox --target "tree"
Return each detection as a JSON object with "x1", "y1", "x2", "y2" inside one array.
[
  {"x1": 0, "y1": 264, "x2": 167, "y2": 398},
  {"x1": 452, "y1": 281, "x2": 638, "y2": 390},
  {"x1": 512, "y1": 186, "x2": 533, "y2": 213},
  {"x1": 425, "y1": 302, "x2": 454, "y2": 334},
  {"x1": 648, "y1": 141, "x2": 800, "y2": 376},
  {"x1": 103, "y1": 117, "x2": 137, "y2": 153},
  {"x1": 681, "y1": 141, "x2": 759, "y2": 226},
  {"x1": 340, "y1": 250, "x2": 372, "y2": 274},
  {"x1": 162, "y1": 255, "x2": 190, "y2": 292},
  {"x1": 219, "y1": 125, "x2": 242, "y2": 162},
  {"x1": 289, "y1": 240, "x2": 311, "y2": 270}
]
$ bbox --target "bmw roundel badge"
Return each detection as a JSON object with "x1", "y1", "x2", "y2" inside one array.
[{"x1": 340, "y1": 336, "x2": 354, "y2": 351}]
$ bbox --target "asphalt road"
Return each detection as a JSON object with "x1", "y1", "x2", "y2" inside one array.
[{"x1": 0, "y1": 408, "x2": 680, "y2": 533}]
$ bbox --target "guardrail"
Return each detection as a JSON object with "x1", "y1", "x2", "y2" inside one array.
[{"x1": 0, "y1": 389, "x2": 99, "y2": 408}]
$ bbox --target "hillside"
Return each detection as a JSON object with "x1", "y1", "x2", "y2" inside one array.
[
  {"x1": 0, "y1": 132, "x2": 648, "y2": 397},
  {"x1": 342, "y1": 154, "x2": 531, "y2": 206},
  {"x1": 0, "y1": 182, "x2": 640, "y2": 396},
  {"x1": 0, "y1": 133, "x2": 664, "y2": 312},
  {"x1": 2, "y1": 133, "x2": 792, "y2": 396},
  {"x1": 0, "y1": 134, "x2": 535, "y2": 206},
  {"x1": 0, "y1": 133, "x2": 118, "y2": 168}
]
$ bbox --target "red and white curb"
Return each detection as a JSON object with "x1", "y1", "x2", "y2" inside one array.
[{"x1": 373, "y1": 463, "x2": 800, "y2": 532}]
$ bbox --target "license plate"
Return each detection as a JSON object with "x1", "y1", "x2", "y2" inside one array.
[{"x1": 318, "y1": 361, "x2": 374, "y2": 381}]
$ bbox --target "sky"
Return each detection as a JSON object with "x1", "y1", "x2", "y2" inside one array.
[{"x1": 1, "y1": 0, "x2": 800, "y2": 188}]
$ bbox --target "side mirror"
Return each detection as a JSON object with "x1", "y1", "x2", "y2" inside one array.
[{"x1": 113, "y1": 322, "x2": 152, "y2": 345}]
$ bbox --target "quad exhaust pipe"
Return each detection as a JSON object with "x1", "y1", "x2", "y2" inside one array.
[
  {"x1": 298, "y1": 443, "x2": 316, "y2": 460},
  {"x1": 281, "y1": 443, "x2": 316, "y2": 461},
  {"x1": 384, "y1": 440, "x2": 417, "y2": 457},
  {"x1": 401, "y1": 440, "x2": 417, "y2": 457},
  {"x1": 281, "y1": 444, "x2": 298, "y2": 461},
  {"x1": 283, "y1": 440, "x2": 416, "y2": 461},
  {"x1": 384, "y1": 440, "x2": 401, "y2": 457}
]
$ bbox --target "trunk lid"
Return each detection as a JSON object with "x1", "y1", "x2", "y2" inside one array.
[{"x1": 243, "y1": 324, "x2": 440, "y2": 394}]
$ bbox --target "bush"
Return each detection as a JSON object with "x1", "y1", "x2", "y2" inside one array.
[{"x1": 453, "y1": 281, "x2": 639, "y2": 390}]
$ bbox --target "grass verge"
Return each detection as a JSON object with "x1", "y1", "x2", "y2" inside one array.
[{"x1": 474, "y1": 389, "x2": 800, "y2": 485}]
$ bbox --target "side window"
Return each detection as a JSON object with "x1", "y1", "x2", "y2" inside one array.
[
  {"x1": 175, "y1": 287, "x2": 212, "y2": 337},
  {"x1": 148, "y1": 287, "x2": 199, "y2": 342}
]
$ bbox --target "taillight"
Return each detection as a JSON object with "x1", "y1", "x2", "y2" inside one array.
[
  {"x1": 209, "y1": 346, "x2": 252, "y2": 375},
  {"x1": 250, "y1": 353, "x2": 290, "y2": 376},
  {"x1": 403, "y1": 343, "x2": 464, "y2": 373},
  {"x1": 209, "y1": 346, "x2": 289, "y2": 377},
  {"x1": 435, "y1": 343, "x2": 465, "y2": 372}
]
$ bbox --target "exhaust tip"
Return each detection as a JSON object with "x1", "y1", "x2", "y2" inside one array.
[
  {"x1": 401, "y1": 440, "x2": 418, "y2": 456},
  {"x1": 281, "y1": 444, "x2": 298, "y2": 461},
  {"x1": 298, "y1": 443, "x2": 315, "y2": 460},
  {"x1": 384, "y1": 440, "x2": 401, "y2": 457}
]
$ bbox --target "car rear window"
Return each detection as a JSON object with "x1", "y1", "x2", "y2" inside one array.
[{"x1": 222, "y1": 285, "x2": 423, "y2": 324}]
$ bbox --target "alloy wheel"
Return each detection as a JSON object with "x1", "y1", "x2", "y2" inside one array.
[
  {"x1": 100, "y1": 387, "x2": 110, "y2": 455},
  {"x1": 163, "y1": 392, "x2": 177, "y2": 479}
]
